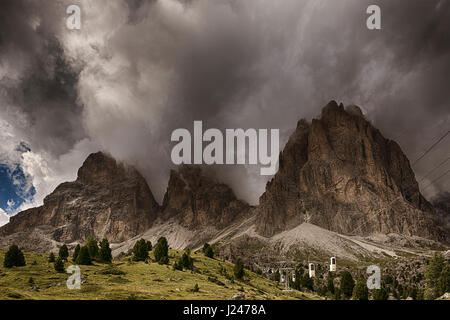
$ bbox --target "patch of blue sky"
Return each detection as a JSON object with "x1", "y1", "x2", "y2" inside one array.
[{"x1": 0, "y1": 163, "x2": 35, "y2": 215}]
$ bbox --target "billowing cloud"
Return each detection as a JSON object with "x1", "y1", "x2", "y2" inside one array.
[
  {"x1": 0, "y1": 208, "x2": 10, "y2": 227},
  {"x1": 0, "y1": 0, "x2": 449, "y2": 210}
]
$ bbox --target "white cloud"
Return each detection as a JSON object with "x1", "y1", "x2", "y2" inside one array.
[{"x1": 0, "y1": 208, "x2": 10, "y2": 227}]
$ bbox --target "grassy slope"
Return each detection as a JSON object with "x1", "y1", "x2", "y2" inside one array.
[{"x1": 0, "y1": 249, "x2": 320, "y2": 300}]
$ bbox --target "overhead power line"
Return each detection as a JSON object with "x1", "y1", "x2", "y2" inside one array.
[
  {"x1": 412, "y1": 130, "x2": 450, "y2": 167},
  {"x1": 418, "y1": 155, "x2": 450, "y2": 183},
  {"x1": 422, "y1": 168, "x2": 450, "y2": 191}
]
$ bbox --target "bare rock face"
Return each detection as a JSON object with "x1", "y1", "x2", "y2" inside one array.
[
  {"x1": 161, "y1": 165, "x2": 251, "y2": 228},
  {"x1": 432, "y1": 192, "x2": 450, "y2": 237},
  {"x1": 255, "y1": 101, "x2": 443, "y2": 241},
  {"x1": 0, "y1": 152, "x2": 159, "y2": 243}
]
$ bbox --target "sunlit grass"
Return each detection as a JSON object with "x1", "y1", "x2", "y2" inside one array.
[{"x1": 0, "y1": 249, "x2": 320, "y2": 300}]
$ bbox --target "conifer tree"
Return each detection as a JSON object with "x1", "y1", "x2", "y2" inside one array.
[
  {"x1": 3, "y1": 244, "x2": 26, "y2": 268},
  {"x1": 234, "y1": 258, "x2": 245, "y2": 280},
  {"x1": 54, "y1": 257, "x2": 65, "y2": 273},
  {"x1": 76, "y1": 246, "x2": 92, "y2": 265},
  {"x1": 86, "y1": 236, "x2": 99, "y2": 259},
  {"x1": 154, "y1": 237, "x2": 169, "y2": 264},
  {"x1": 72, "y1": 244, "x2": 81, "y2": 262},
  {"x1": 340, "y1": 271, "x2": 355, "y2": 298},
  {"x1": 352, "y1": 277, "x2": 369, "y2": 300},
  {"x1": 204, "y1": 245, "x2": 214, "y2": 259},
  {"x1": 99, "y1": 238, "x2": 112, "y2": 263},
  {"x1": 132, "y1": 238, "x2": 149, "y2": 262},
  {"x1": 59, "y1": 244, "x2": 69, "y2": 261}
]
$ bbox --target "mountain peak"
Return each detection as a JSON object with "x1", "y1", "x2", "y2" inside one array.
[
  {"x1": 162, "y1": 165, "x2": 251, "y2": 228},
  {"x1": 1, "y1": 151, "x2": 160, "y2": 245},
  {"x1": 255, "y1": 102, "x2": 442, "y2": 241}
]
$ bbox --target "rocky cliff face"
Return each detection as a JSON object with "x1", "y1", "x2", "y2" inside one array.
[
  {"x1": 0, "y1": 152, "x2": 159, "y2": 243},
  {"x1": 161, "y1": 166, "x2": 251, "y2": 229},
  {"x1": 255, "y1": 101, "x2": 442, "y2": 241},
  {"x1": 0, "y1": 102, "x2": 445, "y2": 251}
]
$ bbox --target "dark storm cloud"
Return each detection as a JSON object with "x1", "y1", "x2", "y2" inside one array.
[
  {"x1": 0, "y1": 0, "x2": 449, "y2": 207},
  {"x1": 0, "y1": 0, "x2": 86, "y2": 157}
]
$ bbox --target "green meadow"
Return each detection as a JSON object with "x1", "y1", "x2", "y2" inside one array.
[{"x1": 0, "y1": 249, "x2": 320, "y2": 300}]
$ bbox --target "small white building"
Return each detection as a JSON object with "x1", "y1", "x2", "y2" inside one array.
[
  {"x1": 308, "y1": 263, "x2": 315, "y2": 278},
  {"x1": 330, "y1": 257, "x2": 336, "y2": 272}
]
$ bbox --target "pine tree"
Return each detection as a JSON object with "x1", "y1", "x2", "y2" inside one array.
[
  {"x1": 438, "y1": 264, "x2": 450, "y2": 296},
  {"x1": 327, "y1": 277, "x2": 335, "y2": 294},
  {"x1": 300, "y1": 274, "x2": 314, "y2": 291},
  {"x1": 204, "y1": 246, "x2": 214, "y2": 259},
  {"x1": 234, "y1": 258, "x2": 245, "y2": 280},
  {"x1": 154, "y1": 237, "x2": 169, "y2": 264},
  {"x1": 193, "y1": 283, "x2": 199, "y2": 292},
  {"x1": 202, "y1": 243, "x2": 210, "y2": 253},
  {"x1": 48, "y1": 252, "x2": 55, "y2": 263},
  {"x1": 99, "y1": 238, "x2": 112, "y2": 263},
  {"x1": 59, "y1": 244, "x2": 69, "y2": 261},
  {"x1": 132, "y1": 239, "x2": 149, "y2": 262},
  {"x1": 425, "y1": 253, "x2": 448, "y2": 299},
  {"x1": 352, "y1": 277, "x2": 369, "y2": 300},
  {"x1": 86, "y1": 236, "x2": 99, "y2": 259},
  {"x1": 334, "y1": 288, "x2": 342, "y2": 300},
  {"x1": 373, "y1": 287, "x2": 389, "y2": 300},
  {"x1": 178, "y1": 249, "x2": 194, "y2": 270},
  {"x1": 146, "y1": 240, "x2": 152, "y2": 251},
  {"x1": 340, "y1": 271, "x2": 355, "y2": 298},
  {"x1": 54, "y1": 257, "x2": 65, "y2": 273},
  {"x1": 274, "y1": 270, "x2": 280, "y2": 282},
  {"x1": 3, "y1": 244, "x2": 26, "y2": 268},
  {"x1": 72, "y1": 244, "x2": 80, "y2": 262},
  {"x1": 76, "y1": 246, "x2": 92, "y2": 265}
]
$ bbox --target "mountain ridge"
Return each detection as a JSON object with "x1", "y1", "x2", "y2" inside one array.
[{"x1": 0, "y1": 101, "x2": 447, "y2": 255}]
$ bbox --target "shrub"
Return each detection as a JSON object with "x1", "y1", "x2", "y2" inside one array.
[
  {"x1": 59, "y1": 244, "x2": 69, "y2": 261},
  {"x1": 193, "y1": 283, "x2": 199, "y2": 292},
  {"x1": 98, "y1": 266, "x2": 125, "y2": 275},
  {"x1": 48, "y1": 252, "x2": 55, "y2": 263},
  {"x1": 3, "y1": 244, "x2": 26, "y2": 268},
  {"x1": 208, "y1": 276, "x2": 225, "y2": 286},
  {"x1": 234, "y1": 258, "x2": 245, "y2": 280}
]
